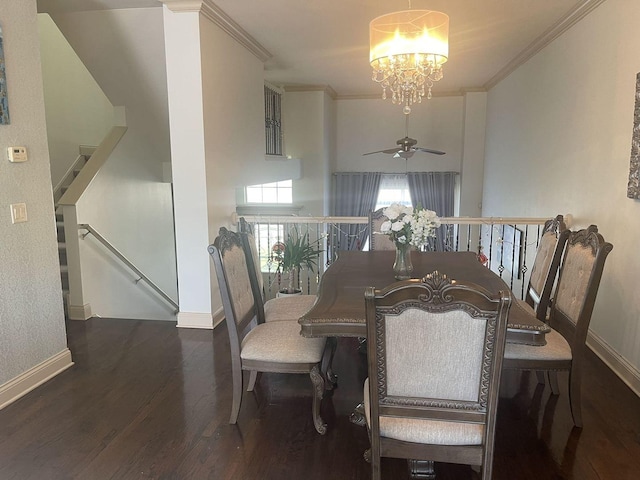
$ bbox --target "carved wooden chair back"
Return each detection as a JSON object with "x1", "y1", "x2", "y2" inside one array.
[
  {"x1": 525, "y1": 214, "x2": 569, "y2": 320},
  {"x1": 209, "y1": 227, "x2": 258, "y2": 355},
  {"x1": 551, "y1": 225, "x2": 612, "y2": 350},
  {"x1": 369, "y1": 208, "x2": 396, "y2": 251},
  {"x1": 238, "y1": 217, "x2": 268, "y2": 324},
  {"x1": 365, "y1": 272, "x2": 512, "y2": 479}
]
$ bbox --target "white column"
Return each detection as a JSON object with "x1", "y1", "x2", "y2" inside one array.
[
  {"x1": 460, "y1": 91, "x2": 488, "y2": 217},
  {"x1": 162, "y1": 4, "x2": 213, "y2": 328}
]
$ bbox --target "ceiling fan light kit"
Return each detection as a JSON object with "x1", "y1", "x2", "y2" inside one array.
[
  {"x1": 369, "y1": 9, "x2": 449, "y2": 114},
  {"x1": 362, "y1": 115, "x2": 445, "y2": 159}
]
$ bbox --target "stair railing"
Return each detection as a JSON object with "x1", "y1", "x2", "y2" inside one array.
[
  {"x1": 78, "y1": 224, "x2": 179, "y2": 313},
  {"x1": 53, "y1": 153, "x2": 91, "y2": 206},
  {"x1": 57, "y1": 126, "x2": 127, "y2": 320}
]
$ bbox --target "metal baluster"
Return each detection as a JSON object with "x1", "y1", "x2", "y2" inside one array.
[{"x1": 520, "y1": 225, "x2": 529, "y2": 299}]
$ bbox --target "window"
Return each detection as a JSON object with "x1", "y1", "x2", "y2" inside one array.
[
  {"x1": 244, "y1": 179, "x2": 293, "y2": 272},
  {"x1": 265, "y1": 83, "x2": 283, "y2": 155},
  {"x1": 245, "y1": 180, "x2": 293, "y2": 204},
  {"x1": 375, "y1": 174, "x2": 412, "y2": 209},
  {"x1": 254, "y1": 223, "x2": 285, "y2": 272}
]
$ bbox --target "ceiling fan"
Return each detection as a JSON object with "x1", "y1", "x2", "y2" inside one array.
[{"x1": 363, "y1": 115, "x2": 446, "y2": 159}]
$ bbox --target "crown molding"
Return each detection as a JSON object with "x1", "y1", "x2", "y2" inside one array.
[
  {"x1": 161, "y1": 0, "x2": 272, "y2": 62},
  {"x1": 484, "y1": 0, "x2": 606, "y2": 90},
  {"x1": 284, "y1": 85, "x2": 338, "y2": 100}
]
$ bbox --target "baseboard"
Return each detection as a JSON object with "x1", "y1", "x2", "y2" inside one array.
[
  {"x1": 0, "y1": 349, "x2": 74, "y2": 410},
  {"x1": 176, "y1": 311, "x2": 214, "y2": 329},
  {"x1": 68, "y1": 303, "x2": 92, "y2": 321},
  {"x1": 587, "y1": 331, "x2": 640, "y2": 397},
  {"x1": 212, "y1": 307, "x2": 225, "y2": 329}
]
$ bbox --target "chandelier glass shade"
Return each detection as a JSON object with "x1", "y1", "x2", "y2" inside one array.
[{"x1": 370, "y1": 9, "x2": 449, "y2": 113}]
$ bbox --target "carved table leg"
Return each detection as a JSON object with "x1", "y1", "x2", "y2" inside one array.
[
  {"x1": 349, "y1": 402, "x2": 367, "y2": 427},
  {"x1": 321, "y1": 337, "x2": 338, "y2": 390},
  {"x1": 408, "y1": 460, "x2": 435, "y2": 479}
]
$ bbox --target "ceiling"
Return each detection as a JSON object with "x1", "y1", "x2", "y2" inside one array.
[{"x1": 39, "y1": 0, "x2": 604, "y2": 98}]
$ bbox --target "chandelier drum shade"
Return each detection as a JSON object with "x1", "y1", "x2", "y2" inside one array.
[{"x1": 370, "y1": 9, "x2": 449, "y2": 113}]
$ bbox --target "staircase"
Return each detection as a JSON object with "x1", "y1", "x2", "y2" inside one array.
[{"x1": 54, "y1": 147, "x2": 93, "y2": 316}]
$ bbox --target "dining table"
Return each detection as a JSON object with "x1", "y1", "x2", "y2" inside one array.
[
  {"x1": 298, "y1": 249, "x2": 549, "y2": 480},
  {"x1": 300, "y1": 250, "x2": 550, "y2": 345}
]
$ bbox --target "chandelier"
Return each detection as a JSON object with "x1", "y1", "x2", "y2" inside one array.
[{"x1": 370, "y1": 8, "x2": 449, "y2": 114}]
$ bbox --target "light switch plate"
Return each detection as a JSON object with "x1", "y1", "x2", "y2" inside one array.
[
  {"x1": 7, "y1": 146, "x2": 27, "y2": 162},
  {"x1": 10, "y1": 203, "x2": 27, "y2": 223}
]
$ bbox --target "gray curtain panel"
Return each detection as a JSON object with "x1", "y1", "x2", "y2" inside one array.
[
  {"x1": 332, "y1": 172, "x2": 382, "y2": 251},
  {"x1": 407, "y1": 172, "x2": 457, "y2": 251}
]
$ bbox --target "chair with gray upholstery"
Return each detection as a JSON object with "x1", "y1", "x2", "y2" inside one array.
[
  {"x1": 208, "y1": 227, "x2": 328, "y2": 434},
  {"x1": 503, "y1": 225, "x2": 613, "y2": 427},
  {"x1": 368, "y1": 208, "x2": 396, "y2": 251},
  {"x1": 522, "y1": 214, "x2": 569, "y2": 320},
  {"x1": 364, "y1": 271, "x2": 512, "y2": 479},
  {"x1": 238, "y1": 217, "x2": 317, "y2": 323}
]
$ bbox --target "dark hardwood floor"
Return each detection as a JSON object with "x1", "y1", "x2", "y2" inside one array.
[{"x1": 1, "y1": 318, "x2": 639, "y2": 479}]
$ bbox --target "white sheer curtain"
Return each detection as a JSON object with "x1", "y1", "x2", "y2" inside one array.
[{"x1": 375, "y1": 174, "x2": 412, "y2": 209}]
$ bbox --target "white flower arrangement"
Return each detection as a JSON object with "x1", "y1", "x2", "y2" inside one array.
[{"x1": 378, "y1": 202, "x2": 441, "y2": 249}]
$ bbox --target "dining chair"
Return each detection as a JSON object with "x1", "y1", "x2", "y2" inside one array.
[
  {"x1": 238, "y1": 217, "x2": 317, "y2": 324},
  {"x1": 364, "y1": 271, "x2": 512, "y2": 479},
  {"x1": 503, "y1": 225, "x2": 613, "y2": 428},
  {"x1": 523, "y1": 214, "x2": 569, "y2": 320},
  {"x1": 209, "y1": 227, "x2": 328, "y2": 434},
  {"x1": 368, "y1": 208, "x2": 396, "y2": 251},
  {"x1": 238, "y1": 218, "x2": 338, "y2": 389}
]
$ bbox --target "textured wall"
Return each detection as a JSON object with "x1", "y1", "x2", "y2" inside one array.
[
  {"x1": 0, "y1": 0, "x2": 68, "y2": 386},
  {"x1": 483, "y1": 0, "x2": 640, "y2": 376}
]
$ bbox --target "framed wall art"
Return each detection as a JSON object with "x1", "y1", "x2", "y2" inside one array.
[
  {"x1": 627, "y1": 72, "x2": 640, "y2": 199},
  {"x1": 0, "y1": 24, "x2": 9, "y2": 125}
]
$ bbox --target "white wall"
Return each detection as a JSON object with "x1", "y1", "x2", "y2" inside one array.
[
  {"x1": 335, "y1": 97, "x2": 464, "y2": 174},
  {"x1": 483, "y1": 0, "x2": 640, "y2": 388},
  {"x1": 0, "y1": 0, "x2": 71, "y2": 398},
  {"x1": 41, "y1": 7, "x2": 177, "y2": 320},
  {"x1": 38, "y1": 14, "x2": 115, "y2": 187},
  {"x1": 283, "y1": 90, "x2": 334, "y2": 216}
]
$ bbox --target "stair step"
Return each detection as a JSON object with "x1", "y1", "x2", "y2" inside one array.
[
  {"x1": 58, "y1": 242, "x2": 66, "y2": 249},
  {"x1": 60, "y1": 265, "x2": 69, "y2": 273}
]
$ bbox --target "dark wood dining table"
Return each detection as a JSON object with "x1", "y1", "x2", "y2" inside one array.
[
  {"x1": 300, "y1": 250, "x2": 550, "y2": 345},
  {"x1": 299, "y1": 250, "x2": 549, "y2": 479}
]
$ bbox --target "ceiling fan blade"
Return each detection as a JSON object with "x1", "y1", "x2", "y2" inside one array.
[
  {"x1": 414, "y1": 147, "x2": 446, "y2": 155},
  {"x1": 363, "y1": 147, "x2": 402, "y2": 156}
]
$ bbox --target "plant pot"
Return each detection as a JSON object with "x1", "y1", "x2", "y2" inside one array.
[{"x1": 277, "y1": 289, "x2": 303, "y2": 297}]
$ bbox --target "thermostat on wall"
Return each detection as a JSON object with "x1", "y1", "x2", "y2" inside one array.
[{"x1": 7, "y1": 146, "x2": 27, "y2": 163}]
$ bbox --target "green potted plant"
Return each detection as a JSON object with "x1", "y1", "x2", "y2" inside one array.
[{"x1": 271, "y1": 227, "x2": 323, "y2": 295}]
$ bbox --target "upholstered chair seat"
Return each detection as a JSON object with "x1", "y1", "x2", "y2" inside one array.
[
  {"x1": 263, "y1": 295, "x2": 317, "y2": 322},
  {"x1": 241, "y1": 321, "x2": 325, "y2": 364},
  {"x1": 363, "y1": 379, "x2": 484, "y2": 446},
  {"x1": 505, "y1": 328, "x2": 572, "y2": 362}
]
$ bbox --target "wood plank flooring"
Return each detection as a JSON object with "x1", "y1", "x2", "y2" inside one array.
[{"x1": 0, "y1": 318, "x2": 638, "y2": 479}]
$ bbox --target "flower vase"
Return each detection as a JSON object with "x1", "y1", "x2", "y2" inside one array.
[{"x1": 393, "y1": 243, "x2": 413, "y2": 280}]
